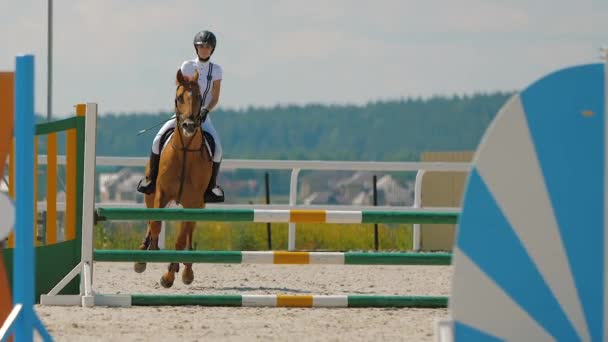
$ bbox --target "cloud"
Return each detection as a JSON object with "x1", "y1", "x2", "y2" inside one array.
[{"x1": 1, "y1": 0, "x2": 606, "y2": 115}]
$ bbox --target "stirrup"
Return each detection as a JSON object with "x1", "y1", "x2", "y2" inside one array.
[
  {"x1": 137, "y1": 177, "x2": 155, "y2": 195},
  {"x1": 205, "y1": 186, "x2": 224, "y2": 203}
]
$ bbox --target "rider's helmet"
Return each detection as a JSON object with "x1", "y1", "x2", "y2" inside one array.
[{"x1": 193, "y1": 30, "x2": 217, "y2": 55}]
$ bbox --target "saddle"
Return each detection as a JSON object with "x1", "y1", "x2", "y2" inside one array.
[{"x1": 159, "y1": 127, "x2": 215, "y2": 158}]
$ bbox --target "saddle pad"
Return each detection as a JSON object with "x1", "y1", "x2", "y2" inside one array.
[{"x1": 160, "y1": 127, "x2": 214, "y2": 158}]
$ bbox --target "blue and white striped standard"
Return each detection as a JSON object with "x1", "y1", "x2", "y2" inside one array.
[{"x1": 450, "y1": 62, "x2": 606, "y2": 341}]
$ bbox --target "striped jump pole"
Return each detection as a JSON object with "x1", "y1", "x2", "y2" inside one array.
[
  {"x1": 128, "y1": 294, "x2": 448, "y2": 308},
  {"x1": 58, "y1": 293, "x2": 447, "y2": 308},
  {"x1": 93, "y1": 250, "x2": 452, "y2": 265},
  {"x1": 96, "y1": 207, "x2": 459, "y2": 224}
]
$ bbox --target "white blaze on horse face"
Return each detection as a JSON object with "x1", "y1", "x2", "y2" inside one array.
[
  {"x1": 181, "y1": 117, "x2": 196, "y2": 137},
  {"x1": 175, "y1": 68, "x2": 201, "y2": 138},
  {"x1": 179, "y1": 89, "x2": 196, "y2": 137}
]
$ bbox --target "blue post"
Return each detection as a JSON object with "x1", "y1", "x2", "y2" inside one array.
[{"x1": 14, "y1": 54, "x2": 35, "y2": 342}]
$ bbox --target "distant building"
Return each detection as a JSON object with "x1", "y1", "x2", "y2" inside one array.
[
  {"x1": 303, "y1": 191, "x2": 340, "y2": 205},
  {"x1": 99, "y1": 169, "x2": 145, "y2": 203},
  {"x1": 350, "y1": 174, "x2": 413, "y2": 206},
  {"x1": 302, "y1": 172, "x2": 413, "y2": 206}
]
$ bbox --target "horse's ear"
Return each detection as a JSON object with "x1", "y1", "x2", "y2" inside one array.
[
  {"x1": 176, "y1": 69, "x2": 185, "y2": 85},
  {"x1": 192, "y1": 68, "x2": 199, "y2": 82}
]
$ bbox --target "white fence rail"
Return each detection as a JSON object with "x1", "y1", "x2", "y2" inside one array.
[{"x1": 31, "y1": 155, "x2": 469, "y2": 251}]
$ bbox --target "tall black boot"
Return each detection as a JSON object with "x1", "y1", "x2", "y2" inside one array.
[
  {"x1": 205, "y1": 161, "x2": 225, "y2": 203},
  {"x1": 137, "y1": 152, "x2": 160, "y2": 194}
]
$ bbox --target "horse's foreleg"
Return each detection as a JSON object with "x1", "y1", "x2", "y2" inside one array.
[
  {"x1": 179, "y1": 222, "x2": 196, "y2": 285},
  {"x1": 163, "y1": 221, "x2": 195, "y2": 286},
  {"x1": 161, "y1": 218, "x2": 196, "y2": 288},
  {"x1": 148, "y1": 221, "x2": 162, "y2": 250},
  {"x1": 136, "y1": 191, "x2": 169, "y2": 274},
  {"x1": 134, "y1": 193, "x2": 156, "y2": 273},
  {"x1": 137, "y1": 222, "x2": 161, "y2": 251},
  {"x1": 175, "y1": 192, "x2": 204, "y2": 286},
  {"x1": 134, "y1": 220, "x2": 157, "y2": 273},
  {"x1": 137, "y1": 193, "x2": 156, "y2": 249},
  {"x1": 137, "y1": 227, "x2": 152, "y2": 250}
]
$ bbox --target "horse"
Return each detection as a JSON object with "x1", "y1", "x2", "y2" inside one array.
[{"x1": 134, "y1": 68, "x2": 213, "y2": 288}]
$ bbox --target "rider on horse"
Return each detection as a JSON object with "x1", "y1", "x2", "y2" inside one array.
[{"x1": 137, "y1": 30, "x2": 225, "y2": 202}]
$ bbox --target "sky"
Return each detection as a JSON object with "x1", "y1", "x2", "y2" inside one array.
[{"x1": 1, "y1": 0, "x2": 607, "y2": 117}]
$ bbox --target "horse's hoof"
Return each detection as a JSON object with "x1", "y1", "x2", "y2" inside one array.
[
  {"x1": 134, "y1": 262, "x2": 147, "y2": 273},
  {"x1": 160, "y1": 275, "x2": 174, "y2": 288},
  {"x1": 182, "y1": 268, "x2": 194, "y2": 285}
]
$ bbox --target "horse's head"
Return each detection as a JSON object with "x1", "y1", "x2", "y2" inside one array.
[{"x1": 175, "y1": 69, "x2": 202, "y2": 138}]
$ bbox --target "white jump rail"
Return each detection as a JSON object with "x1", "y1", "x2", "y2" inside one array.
[{"x1": 37, "y1": 104, "x2": 467, "y2": 308}]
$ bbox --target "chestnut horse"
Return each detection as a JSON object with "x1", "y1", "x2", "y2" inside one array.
[{"x1": 134, "y1": 68, "x2": 212, "y2": 288}]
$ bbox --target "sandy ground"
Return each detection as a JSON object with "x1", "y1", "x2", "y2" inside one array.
[{"x1": 36, "y1": 261, "x2": 452, "y2": 342}]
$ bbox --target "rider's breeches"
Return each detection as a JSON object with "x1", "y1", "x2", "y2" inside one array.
[{"x1": 152, "y1": 117, "x2": 223, "y2": 162}]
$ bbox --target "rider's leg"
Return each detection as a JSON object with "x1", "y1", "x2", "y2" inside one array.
[
  {"x1": 202, "y1": 117, "x2": 224, "y2": 202},
  {"x1": 137, "y1": 119, "x2": 176, "y2": 194}
]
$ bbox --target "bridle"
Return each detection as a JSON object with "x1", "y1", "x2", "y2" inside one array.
[
  {"x1": 173, "y1": 81, "x2": 205, "y2": 153},
  {"x1": 172, "y1": 79, "x2": 210, "y2": 204}
]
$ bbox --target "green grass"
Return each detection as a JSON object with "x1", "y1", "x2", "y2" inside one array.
[{"x1": 94, "y1": 221, "x2": 413, "y2": 251}]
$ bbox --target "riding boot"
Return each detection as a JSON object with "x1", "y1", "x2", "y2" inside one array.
[
  {"x1": 205, "y1": 161, "x2": 225, "y2": 203},
  {"x1": 137, "y1": 152, "x2": 160, "y2": 194}
]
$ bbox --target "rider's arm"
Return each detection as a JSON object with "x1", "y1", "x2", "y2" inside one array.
[{"x1": 204, "y1": 80, "x2": 222, "y2": 112}]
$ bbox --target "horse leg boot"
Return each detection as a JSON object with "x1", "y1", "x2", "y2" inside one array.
[
  {"x1": 134, "y1": 226, "x2": 152, "y2": 273},
  {"x1": 134, "y1": 221, "x2": 161, "y2": 273},
  {"x1": 204, "y1": 161, "x2": 224, "y2": 203},
  {"x1": 137, "y1": 152, "x2": 160, "y2": 195}
]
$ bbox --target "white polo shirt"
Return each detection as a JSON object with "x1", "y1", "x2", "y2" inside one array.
[{"x1": 180, "y1": 58, "x2": 223, "y2": 109}]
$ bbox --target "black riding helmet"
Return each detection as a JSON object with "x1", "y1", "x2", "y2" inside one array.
[{"x1": 193, "y1": 30, "x2": 217, "y2": 55}]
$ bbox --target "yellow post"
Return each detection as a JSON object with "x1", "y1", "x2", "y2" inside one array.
[
  {"x1": 65, "y1": 104, "x2": 86, "y2": 241},
  {"x1": 65, "y1": 129, "x2": 76, "y2": 241},
  {"x1": 46, "y1": 134, "x2": 57, "y2": 244}
]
